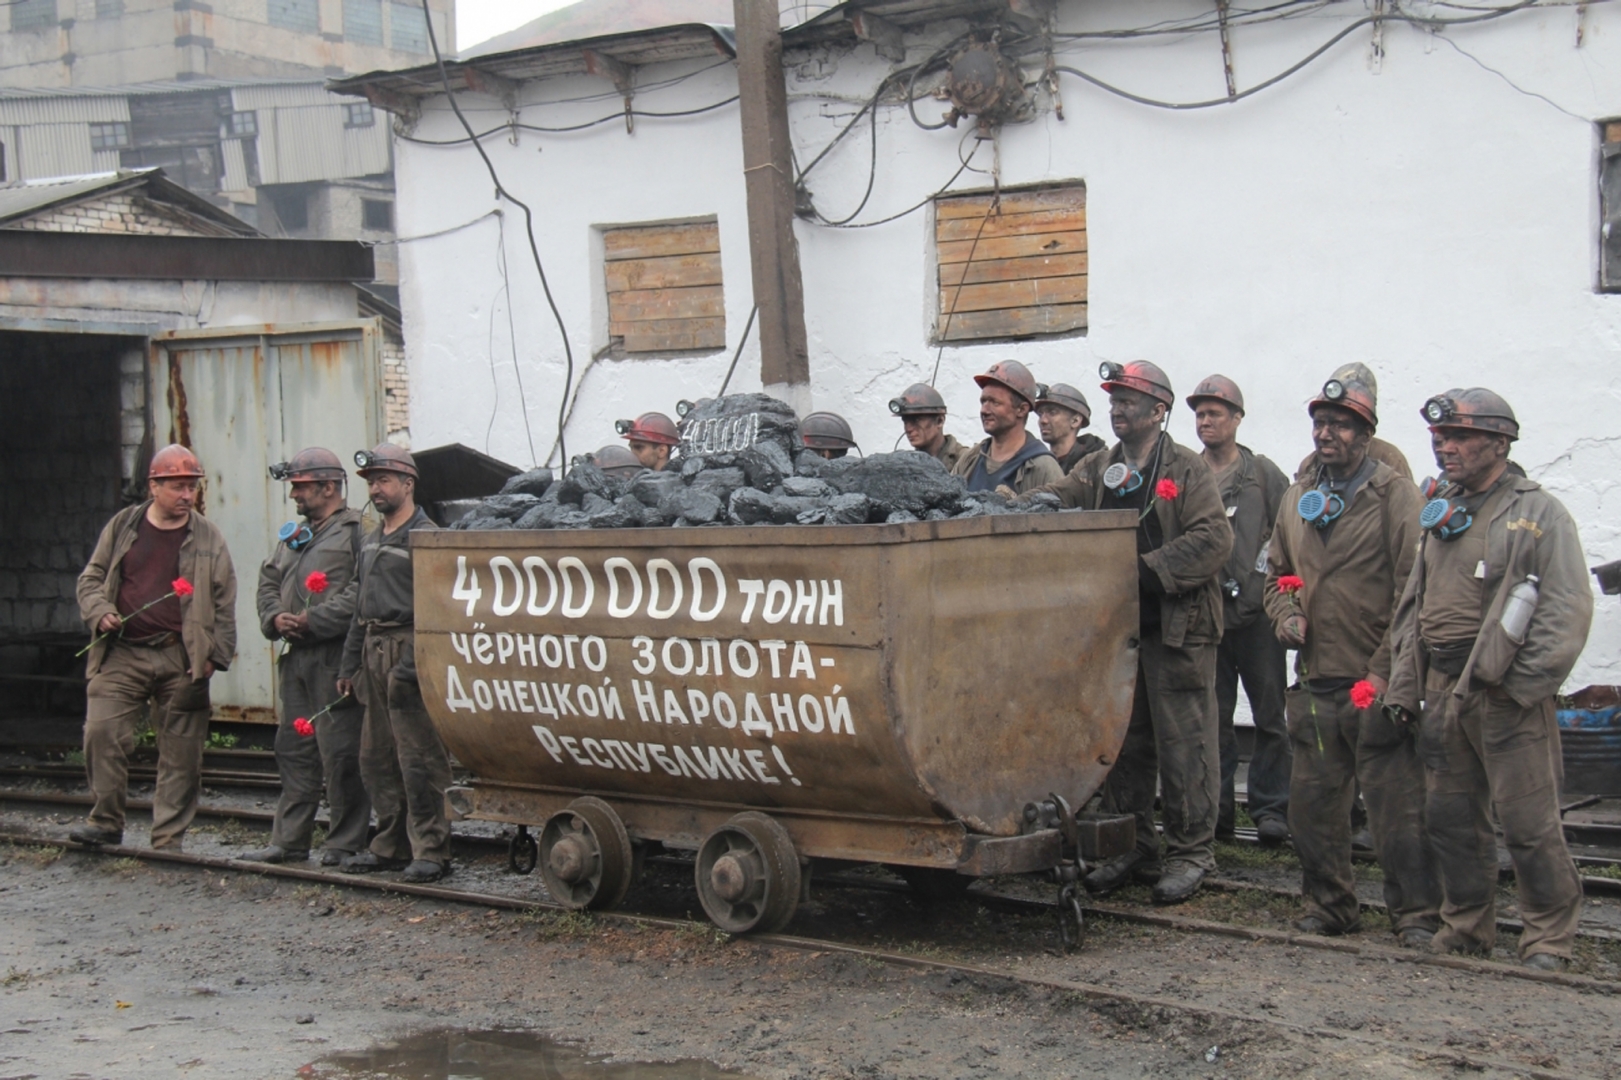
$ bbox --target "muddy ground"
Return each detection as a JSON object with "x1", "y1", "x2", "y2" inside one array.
[{"x1": 6, "y1": 794, "x2": 1621, "y2": 1080}]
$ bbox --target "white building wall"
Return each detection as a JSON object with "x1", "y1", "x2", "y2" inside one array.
[{"x1": 393, "y1": 1, "x2": 1621, "y2": 689}]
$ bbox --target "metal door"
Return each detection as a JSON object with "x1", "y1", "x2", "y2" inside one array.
[{"x1": 150, "y1": 321, "x2": 384, "y2": 722}]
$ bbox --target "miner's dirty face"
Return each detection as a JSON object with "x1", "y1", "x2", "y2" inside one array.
[
  {"x1": 1109, "y1": 388, "x2": 1163, "y2": 441},
  {"x1": 979, "y1": 385, "x2": 1027, "y2": 438}
]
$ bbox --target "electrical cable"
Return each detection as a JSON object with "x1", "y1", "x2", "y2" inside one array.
[
  {"x1": 419, "y1": 0, "x2": 576, "y2": 467},
  {"x1": 816, "y1": 131, "x2": 981, "y2": 230},
  {"x1": 398, "y1": 96, "x2": 741, "y2": 146},
  {"x1": 716, "y1": 305, "x2": 759, "y2": 398},
  {"x1": 929, "y1": 180, "x2": 999, "y2": 386},
  {"x1": 496, "y1": 215, "x2": 538, "y2": 466}
]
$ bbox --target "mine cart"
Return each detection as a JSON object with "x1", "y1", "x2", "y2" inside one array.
[{"x1": 414, "y1": 512, "x2": 1139, "y2": 936}]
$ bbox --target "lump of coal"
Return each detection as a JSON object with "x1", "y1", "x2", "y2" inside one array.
[
  {"x1": 500, "y1": 467, "x2": 554, "y2": 497},
  {"x1": 727, "y1": 488, "x2": 820, "y2": 525},
  {"x1": 678, "y1": 393, "x2": 801, "y2": 462},
  {"x1": 588, "y1": 495, "x2": 644, "y2": 530},
  {"x1": 630, "y1": 470, "x2": 683, "y2": 508},
  {"x1": 477, "y1": 494, "x2": 540, "y2": 521},
  {"x1": 691, "y1": 466, "x2": 747, "y2": 501},
  {"x1": 824, "y1": 493, "x2": 873, "y2": 524},
  {"x1": 553, "y1": 461, "x2": 614, "y2": 506},
  {"x1": 886, "y1": 509, "x2": 920, "y2": 524},
  {"x1": 793, "y1": 454, "x2": 827, "y2": 478},
  {"x1": 826, "y1": 452, "x2": 965, "y2": 518},
  {"x1": 664, "y1": 486, "x2": 725, "y2": 526},
  {"x1": 781, "y1": 476, "x2": 831, "y2": 499},
  {"x1": 738, "y1": 440, "x2": 794, "y2": 491},
  {"x1": 581, "y1": 492, "x2": 616, "y2": 517},
  {"x1": 516, "y1": 502, "x2": 589, "y2": 530}
]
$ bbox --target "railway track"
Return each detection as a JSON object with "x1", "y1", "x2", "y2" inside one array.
[{"x1": 0, "y1": 824, "x2": 1601, "y2": 1080}]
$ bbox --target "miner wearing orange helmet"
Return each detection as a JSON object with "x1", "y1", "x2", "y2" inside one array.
[
  {"x1": 950, "y1": 360, "x2": 1062, "y2": 493},
  {"x1": 616, "y1": 412, "x2": 680, "y2": 471},
  {"x1": 70, "y1": 444, "x2": 238, "y2": 851},
  {"x1": 1024, "y1": 360, "x2": 1233, "y2": 904}
]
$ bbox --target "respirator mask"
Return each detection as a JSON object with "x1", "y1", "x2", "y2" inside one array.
[
  {"x1": 1418, "y1": 477, "x2": 1472, "y2": 541},
  {"x1": 1102, "y1": 462, "x2": 1144, "y2": 497},
  {"x1": 278, "y1": 521, "x2": 314, "y2": 551},
  {"x1": 1297, "y1": 487, "x2": 1346, "y2": 530}
]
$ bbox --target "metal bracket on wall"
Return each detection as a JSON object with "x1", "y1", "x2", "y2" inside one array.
[
  {"x1": 583, "y1": 49, "x2": 637, "y2": 134},
  {"x1": 464, "y1": 66, "x2": 520, "y2": 112}
]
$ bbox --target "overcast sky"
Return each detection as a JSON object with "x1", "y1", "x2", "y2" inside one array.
[{"x1": 456, "y1": 0, "x2": 578, "y2": 51}]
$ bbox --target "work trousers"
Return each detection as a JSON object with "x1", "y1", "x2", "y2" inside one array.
[
  {"x1": 1419, "y1": 669, "x2": 1581, "y2": 959},
  {"x1": 357, "y1": 626, "x2": 451, "y2": 864},
  {"x1": 1103, "y1": 630, "x2": 1220, "y2": 872},
  {"x1": 271, "y1": 640, "x2": 370, "y2": 855},
  {"x1": 1287, "y1": 686, "x2": 1441, "y2": 934},
  {"x1": 83, "y1": 640, "x2": 210, "y2": 849},
  {"x1": 1215, "y1": 616, "x2": 1291, "y2": 830}
]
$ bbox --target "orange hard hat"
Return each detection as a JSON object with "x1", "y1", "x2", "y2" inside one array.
[
  {"x1": 1099, "y1": 360, "x2": 1174, "y2": 407},
  {"x1": 615, "y1": 412, "x2": 681, "y2": 447},
  {"x1": 149, "y1": 443, "x2": 203, "y2": 481},
  {"x1": 800, "y1": 411, "x2": 857, "y2": 451},
  {"x1": 1186, "y1": 374, "x2": 1245, "y2": 415},
  {"x1": 1308, "y1": 371, "x2": 1378, "y2": 430},
  {"x1": 1422, "y1": 387, "x2": 1519, "y2": 441},
  {"x1": 974, "y1": 360, "x2": 1040, "y2": 407}
]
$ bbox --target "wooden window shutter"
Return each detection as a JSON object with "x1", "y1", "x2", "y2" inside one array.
[
  {"x1": 1603, "y1": 122, "x2": 1621, "y2": 292},
  {"x1": 604, "y1": 220, "x2": 726, "y2": 353},
  {"x1": 935, "y1": 185, "x2": 1087, "y2": 342}
]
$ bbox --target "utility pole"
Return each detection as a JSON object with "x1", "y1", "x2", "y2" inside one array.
[{"x1": 732, "y1": 0, "x2": 810, "y2": 408}]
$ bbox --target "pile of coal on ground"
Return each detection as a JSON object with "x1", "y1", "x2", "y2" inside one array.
[{"x1": 449, "y1": 395, "x2": 1060, "y2": 530}]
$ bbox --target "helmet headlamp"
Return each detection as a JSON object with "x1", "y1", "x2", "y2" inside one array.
[
  {"x1": 675, "y1": 399, "x2": 697, "y2": 419},
  {"x1": 267, "y1": 461, "x2": 293, "y2": 481},
  {"x1": 887, "y1": 398, "x2": 903, "y2": 415},
  {"x1": 1099, "y1": 361, "x2": 1124, "y2": 382},
  {"x1": 1423, "y1": 396, "x2": 1453, "y2": 424},
  {"x1": 353, "y1": 450, "x2": 375, "y2": 469},
  {"x1": 1322, "y1": 379, "x2": 1345, "y2": 401},
  {"x1": 614, "y1": 419, "x2": 633, "y2": 435}
]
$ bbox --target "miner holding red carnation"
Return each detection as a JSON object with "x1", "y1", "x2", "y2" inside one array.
[
  {"x1": 244, "y1": 447, "x2": 371, "y2": 866},
  {"x1": 71, "y1": 444, "x2": 237, "y2": 851}
]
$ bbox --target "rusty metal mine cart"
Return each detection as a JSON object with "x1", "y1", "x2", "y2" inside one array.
[{"x1": 414, "y1": 512, "x2": 1139, "y2": 937}]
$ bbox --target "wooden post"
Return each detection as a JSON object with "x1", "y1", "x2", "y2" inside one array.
[{"x1": 732, "y1": 0, "x2": 809, "y2": 397}]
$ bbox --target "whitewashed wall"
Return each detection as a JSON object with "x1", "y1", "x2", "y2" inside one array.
[{"x1": 393, "y1": 0, "x2": 1621, "y2": 689}]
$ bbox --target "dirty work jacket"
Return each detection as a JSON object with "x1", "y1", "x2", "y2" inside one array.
[
  {"x1": 951, "y1": 430, "x2": 1064, "y2": 493},
  {"x1": 933, "y1": 434, "x2": 968, "y2": 474},
  {"x1": 1054, "y1": 433, "x2": 1109, "y2": 475},
  {"x1": 1296, "y1": 437, "x2": 1412, "y2": 483},
  {"x1": 1265, "y1": 462, "x2": 1421, "y2": 684},
  {"x1": 1387, "y1": 476, "x2": 1592, "y2": 712},
  {"x1": 1030, "y1": 434, "x2": 1232, "y2": 649},
  {"x1": 77, "y1": 502, "x2": 238, "y2": 680},
  {"x1": 256, "y1": 507, "x2": 366, "y2": 644},
  {"x1": 339, "y1": 506, "x2": 437, "y2": 683},
  {"x1": 1215, "y1": 446, "x2": 1290, "y2": 630}
]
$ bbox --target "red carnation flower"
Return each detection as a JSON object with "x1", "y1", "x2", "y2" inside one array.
[
  {"x1": 293, "y1": 717, "x2": 315, "y2": 737},
  {"x1": 1155, "y1": 478, "x2": 1180, "y2": 501},
  {"x1": 1350, "y1": 680, "x2": 1378, "y2": 710},
  {"x1": 1278, "y1": 575, "x2": 1305, "y2": 594},
  {"x1": 304, "y1": 571, "x2": 329, "y2": 594},
  {"x1": 171, "y1": 577, "x2": 194, "y2": 597}
]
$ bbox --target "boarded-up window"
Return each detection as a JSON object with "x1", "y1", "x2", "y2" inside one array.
[
  {"x1": 1602, "y1": 122, "x2": 1621, "y2": 292},
  {"x1": 604, "y1": 221, "x2": 725, "y2": 354},
  {"x1": 934, "y1": 185, "x2": 1087, "y2": 342}
]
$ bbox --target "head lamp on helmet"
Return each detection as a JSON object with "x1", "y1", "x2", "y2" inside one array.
[
  {"x1": 1034, "y1": 382, "x2": 1093, "y2": 425},
  {"x1": 1421, "y1": 387, "x2": 1519, "y2": 441},
  {"x1": 616, "y1": 411, "x2": 680, "y2": 447},
  {"x1": 1098, "y1": 359, "x2": 1174, "y2": 407},
  {"x1": 354, "y1": 444, "x2": 418, "y2": 480},
  {"x1": 1308, "y1": 369, "x2": 1377, "y2": 429},
  {"x1": 889, "y1": 382, "x2": 948, "y2": 418},
  {"x1": 268, "y1": 461, "x2": 293, "y2": 481}
]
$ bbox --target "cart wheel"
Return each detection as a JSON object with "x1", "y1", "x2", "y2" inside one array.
[
  {"x1": 538, "y1": 796, "x2": 634, "y2": 911},
  {"x1": 896, "y1": 865, "x2": 973, "y2": 904},
  {"x1": 695, "y1": 811, "x2": 801, "y2": 934},
  {"x1": 507, "y1": 824, "x2": 538, "y2": 875}
]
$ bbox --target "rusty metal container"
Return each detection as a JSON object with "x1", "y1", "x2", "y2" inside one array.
[{"x1": 414, "y1": 511, "x2": 1138, "y2": 931}]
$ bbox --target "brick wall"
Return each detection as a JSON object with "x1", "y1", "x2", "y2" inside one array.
[
  {"x1": 382, "y1": 338, "x2": 410, "y2": 446},
  {"x1": 0, "y1": 333, "x2": 127, "y2": 642},
  {"x1": 4, "y1": 192, "x2": 229, "y2": 237}
]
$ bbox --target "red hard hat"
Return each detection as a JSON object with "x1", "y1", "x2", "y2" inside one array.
[
  {"x1": 889, "y1": 383, "x2": 947, "y2": 417},
  {"x1": 1308, "y1": 371, "x2": 1378, "y2": 430},
  {"x1": 1422, "y1": 387, "x2": 1519, "y2": 441},
  {"x1": 1099, "y1": 360, "x2": 1174, "y2": 407},
  {"x1": 801, "y1": 411, "x2": 857, "y2": 451},
  {"x1": 974, "y1": 360, "x2": 1039, "y2": 407},
  {"x1": 271, "y1": 446, "x2": 345, "y2": 483},
  {"x1": 1186, "y1": 374, "x2": 1245, "y2": 415},
  {"x1": 354, "y1": 443, "x2": 418, "y2": 479},
  {"x1": 149, "y1": 443, "x2": 203, "y2": 480},
  {"x1": 1034, "y1": 382, "x2": 1092, "y2": 426},
  {"x1": 615, "y1": 412, "x2": 681, "y2": 447}
]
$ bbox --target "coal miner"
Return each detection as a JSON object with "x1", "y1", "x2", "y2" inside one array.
[
  {"x1": 335, "y1": 444, "x2": 453, "y2": 883},
  {"x1": 70, "y1": 444, "x2": 236, "y2": 851},
  {"x1": 1264, "y1": 371, "x2": 1441, "y2": 946},
  {"x1": 888, "y1": 382, "x2": 966, "y2": 471},
  {"x1": 1296, "y1": 363, "x2": 1413, "y2": 482},
  {"x1": 1033, "y1": 382, "x2": 1106, "y2": 474},
  {"x1": 951, "y1": 360, "x2": 1063, "y2": 494},
  {"x1": 616, "y1": 412, "x2": 681, "y2": 471},
  {"x1": 1186, "y1": 375, "x2": 1292, "y2": 845},
  {"x1": 800, "y1": 411, "x2": 859, "y2": 460},
  {"x1": 1026, "y1": 360, "x2": 1232, "y2": 903},
  {"x1": 242, "y1": 448, "x2": 370, "y2": 866},
  {"x1": 1387, "y1": 389, "x2": 1590, "y2": 971}
]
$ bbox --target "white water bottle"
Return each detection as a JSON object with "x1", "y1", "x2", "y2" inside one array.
[{"x1": 1499, "y1": 574, "x2": 1540, "y2": 645}]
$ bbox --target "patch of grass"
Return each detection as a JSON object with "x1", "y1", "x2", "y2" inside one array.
[
  {"x1": 212, "y1": 818, "x2": 260, "y2": 846},
  {"x1": 1582, "y1": 863, "x2": 1621, "y2": 882},
  {"x1": 519, "y1": 908, "x2": 597, "y2": 941},
  {"x1": 0, "y1": 842, "x2": 64, "y2": 868},
  {"x1": 1213, "y1": 840, "x2": 1296, "y2": 872},
  {"x1": 63, "y1": 750, "x2": 85, "y2": 766},
  {"x1": 3, "y1": 966, "x2": 32, "y2": 988},
  {"x1": 103, "y1": 857, "x2": 142, "y2": 874},
  {"x1": 311, "y1": 826, "x2": 328, "y2": 849},
  {"x1": 205, "y1": 730, "x2": 238, "y2": 750}
]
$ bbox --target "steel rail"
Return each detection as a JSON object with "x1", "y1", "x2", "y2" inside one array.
[{"x1": 0, "y1": 826, "x2": 1595, "y2": 1080}]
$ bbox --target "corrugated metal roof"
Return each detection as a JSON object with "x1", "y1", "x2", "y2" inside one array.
[
  {"x1": 461, "y1": 0, "x2": 736, "y2": 59},
  {"x1": 0, "y1": 95, "x2": 130, "y2": 126},
  {"x1": 0, "y1": 169, "x2": 261, "y2": 236}
]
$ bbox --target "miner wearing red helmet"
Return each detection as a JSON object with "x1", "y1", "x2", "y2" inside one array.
[
  {"x1": 1295, "y1": 363, "x2": 1413, "y2": 482},
  {"x1": 1264, "y1": 368, "x2": 1440, "y2": 947},
  {"x1": 616, "y1": 412, "x2": 680, "y2": 471},
  {"x1": 949, "y1": 360, "x2": 1062, "y2": 493},
  {"x1": 334, "y1": 444, "x2": 453, "y2": 883},
  {"x1": 1385, "y1": 389, "x2": 1589, "y2": 971},
  {"x1": 1023, "y1": 360, "x2": 1232, "y2": 904},
  {"x1": 1185, "y1": 376, "x2": 1292, "y2": 847},
  {"x1": 242, "y1": 448, "x2": 370, "y2": 866},
  {"x1": 70, "y1": 444, "x2": 238, "y2": 851}
]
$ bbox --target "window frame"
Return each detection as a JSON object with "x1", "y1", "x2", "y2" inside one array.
[
  {"x1": 600, "y1": 217, "x2": 726, "y2": 356},
  {"x1": 89, "y1": 121, "x2": 131, "y2": 151},
  {"x1": 343, "y1": 102, "x2": 376, "y2": 129},
  {"x1": 228, "y1": 111, "x2": 258, "y2": 138},
  {"x1": 361, "y1": 198, "x2": 393, "y2": 231}
]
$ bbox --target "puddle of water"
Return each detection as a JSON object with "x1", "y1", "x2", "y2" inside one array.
[{"x1": 303, "y1": 1028, "x2": 756, "y2": 1080}]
